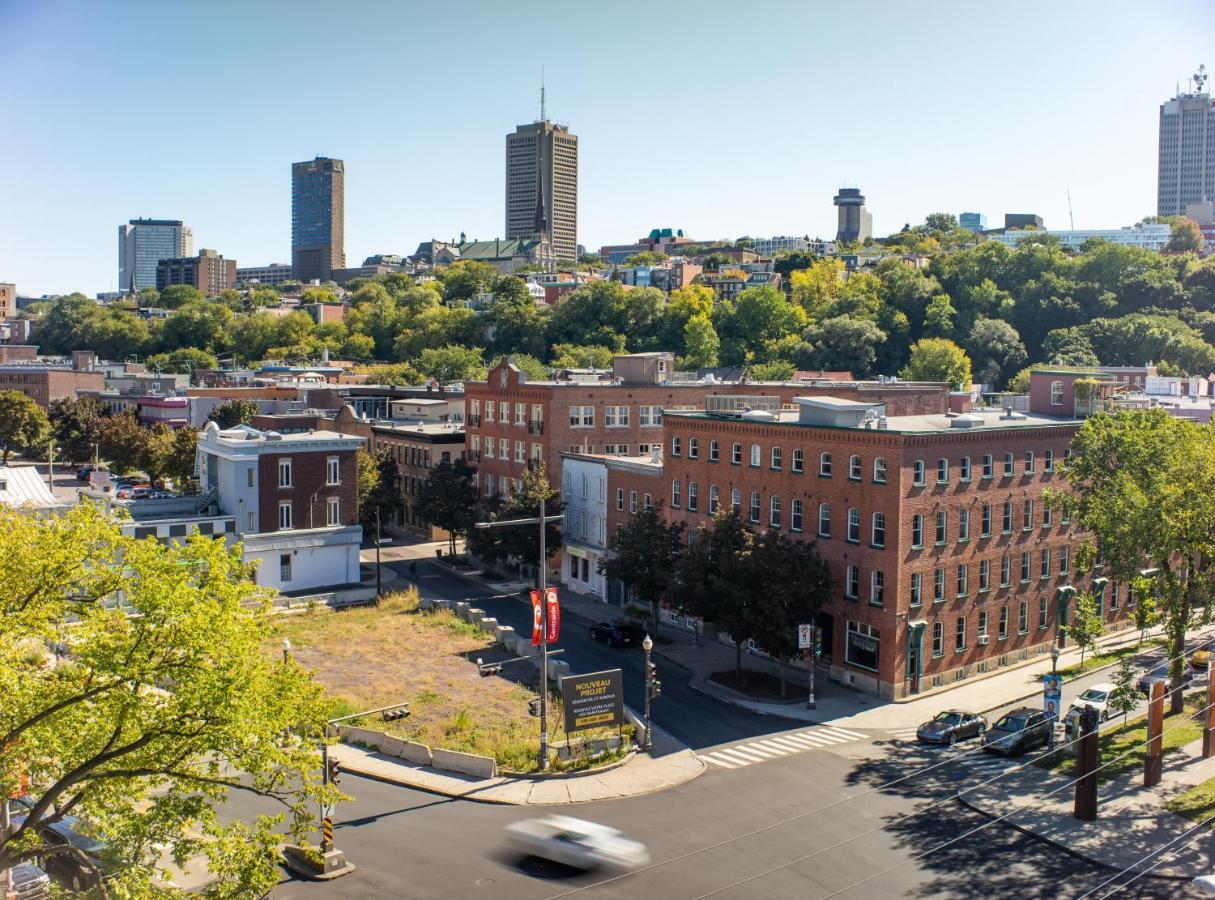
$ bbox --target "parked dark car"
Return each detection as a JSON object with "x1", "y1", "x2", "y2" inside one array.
[
  {"x1": 1138, "y1": 661, "x2": 1195, "y2": 697},
  {"x1": 588, "y1": 619, "x2": 647, "y2": 647},
  {"x1": 982, "y1": 707, "x2": 1051, "y2": 756},
  {"x1": 32, "y1": 815, "x2": 117, "y2": 893},
  {"x1": 916, "y1": 710, "x2": 987, "y2": 745},
  {"x1": 76, "y1": 465, "x2": 97, "y2": 482}
]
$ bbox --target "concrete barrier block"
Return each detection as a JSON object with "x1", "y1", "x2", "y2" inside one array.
[
  {"x1": 397, "y1": 740, "x2": 433, "y2": 766},
  {"x1": 378, "y1": 734, "x2": 406, "y2": 758},
  {"x1": 455, "y1": 602, "x2": 472, "y2": 622},
  {"x1": 480, "y1": 617, "x2": 498, "y2": 632},
  {"x1": 432, "y1": 747, "x2": 497, "y2": 778},
  {"x1": 494, "y1": 624, "x2": 516, "y2": 643},
  {"x1": 418, "y1": 595, "x2": 433, "y2": 610},
  {"x1": 469, "y1": 609, "x2": 485, "y2": 626},
  {"x1": 340, "y1": 725, "x2": 387, "y2": 752}
]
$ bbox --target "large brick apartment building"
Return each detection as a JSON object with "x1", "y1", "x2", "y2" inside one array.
[
  {"x1": 464, "y1": 354, "x2": 951, "y2": 499},
  {"x1": 660, "y1": 395, "x2": 1128, "y2": 700}
]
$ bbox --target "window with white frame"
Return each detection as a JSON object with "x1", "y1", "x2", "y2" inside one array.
[
  {"x1": 616, "y1": 488, "x2": 625, "y2": 511},
  {"x1": 484, "y1": 438, "x2": 495, "y2": 459},
  {"x1": 731, "y1": 489, "x2": 741, "y2": 515},
  {"x1": 771, "y1": 447, "x2": 782, "y2": 470},
  {"x1": 911, "y1": 514, "x2": 923, "y2": 547},
  {"x1": 326, "y1": 497, "x2": 340, "y2": 526},
  {"x1": 820, "y1": 452, "x2": 832, "y2": 476},
  {"x1": 1043, "y1": 503, "x2": 1053, "y2": 527},
  {"x1": 937, "y1": 458, "x2": 949, "y2": 484},
  {"x1": 639, "y1": 406, "x2": 662, "y2": 427},
  {"x1": 818, "y1": 503, "x2": 831, "y2": 537},
  {"x1": 280, "y1": 553, "x2": 292, "y2": 583},
  {"x1": 955, "y1": 616, "x2": 966, "y2": 651},
  {"x1": 671, "y1": 480, "x2": 681, "y2": 507},
  {"x1": 1003, "y1": 452, "x2": 1014, "y2": 476},
  {"x1": 1000, "y1": 554, "x2": 1010, "y2": 586},
  {"x1": 1050, "y1": 380, "x2": 1064, "y2": 405},
  {"x1": 484, "y1": 402, "x2": 494, "y2": 422},
  {"x1": 499, "y1": 402, "x2": 509, "y2": 423},
  {"x1": 709, "y1": 440, "x2": 720, "y2": 462},
  {"x1": 910, "y1": 572, "x2": 922, "y2": 606},
  {"x1": 847, "y1": 507, "x2": 860, "y2": 542},
  {"x1": 671, "y1": 436, "x2": 681, "y2": 457},
  {"x1": 688, "y1": 437, "x2": 699, "y2": 459},
  {"x1": 325, "y1": 456, "x2": 340, "y2": 486},
  {"x1": 845, "y1": 565, "x2": 859, "y2": 599},
  {"x1": 688, "y1": 482, "x2": 698, "y2": 512},
  {"x1": 999, "y1": 606, "x2": 1009, "y2": 639},
  {"x1": 1002, "y1": 499, "x2": 1012, "y2": 533},
  {"x1": 792, "y1": 449, "x2": 804, "y2": 472},
  {"x1": 278, "y1": 458, "x2": 292, "y2": 488},
  {"x1": 278, "y1": 501, "x2": 292, "y2": 530},
  {"x1": 849, "y1": 455, "x2": 862, "y2": 480},
  {"x1": 1019, "y1": 601, "x2": 1029, "y2": 633},
  {"x1": 1045, "y1": 449, "x2": 1054, "y2": 472},
  {"x1": 1024, "y1": 450, "x2": 1035, "y2": 473},
  {"x1": 979, "y1": 559, "x2": 990, "y2": 591},
  {"x1": 1020, "y1": 551, "x2": 1031, "y2": 582},
  {"x1": 1023, "y1": 499, "x2": 1034, "y2": 530},
  {"x1": 935, "y1": 510, "x2": 947, "y2": 544},
  {"x1": 981, "y1": 502, "x2": 991, "y2": 536},
  {"x1": 913, "y1": 460, "x2": 925, "y2": 485},
  {"x1": 750, "y1": 491, "x2": 761, "y2": 523},
  {"x1": 769, "y1": 495, "x2": 781, "y2": 527},
  {"x1": 958, "y1": 508, "x2": 970, "y2": 541},
  {"x1": 1040, "y1": 549, "x2": 1051, "y2": 579},
  {"x1": 1039, "y1": 596, "x2": 1049, "y2": 629},
  {"x1": 932, "y1": 622, "x2": 943, "y2": 657},
  {"x1": 605, "y1": 405, "x2": 629, "y2": 427},
  {"x1": 957, "y1": 564, "x2": 968, "y2": 597},
  {"x1": 750, "y1": 444, "x2": 761, "y2": 467},
  {"x1": 709, "y1": 485, "x2": 719, "y2": 514},
  {"x1": 629, "y1": 491, "x2": 638, "y2": 513},
  {"x1": 570, "y1": 406, "x2": 594, "y2": 427},
  {"x1": 978, "y1": 611, "x2": 988, "y2": 639},
  {"x1": 873, "y1": 457, "x2": 887, "y2": 483},
  {"x1": 870, "y1": 571, "x2": 885, "y2": 606},
  {"x1": 960, "y1": 456, "x2": 971, "y2": 481},
  {"x1": 791, "y1": 499, "x2": 803, "y2": 531},
  {"x1": 872, "y1": 512, "x2": 886, "y2": 547},
  {"x1": 1060, "y1": 545, "x2": 1069, "y2": 575},
  {"x1": 515, "y1": 403, "x2": 526, "y2": 425},
  {"x1": 933, "y1": 567, "x2": 945, "y2": 602},
  {"x1": 515, "y1": 440, "x2": 525, "y2": 463},
  {"x1": 982, "y1": 454, "x2": 993, "y2": 478},
  {"x1": 731, "y1": 443, "x2": 742, "y2": 465}
]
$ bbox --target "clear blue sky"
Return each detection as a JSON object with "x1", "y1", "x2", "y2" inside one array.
[{"x1": 3, "y1": 0, "x2": 1213, "y2": 295}]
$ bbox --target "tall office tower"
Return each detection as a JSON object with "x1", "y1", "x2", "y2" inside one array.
[
  {"x1": 1158, "y1": 66, "x2": 1215, "y2": 218},
  {"x1": 506, "y1": 109, "x2": 578, "y2": 262},
  {"x1": 118, "y1": 219, "x2": 193, "y2": 292},
  {"x1": 833, "y1": 188, "x2": 873, "y2": 243},
  {"x1": 291, "y1": 157, "x2": 346, "y2": 283}
]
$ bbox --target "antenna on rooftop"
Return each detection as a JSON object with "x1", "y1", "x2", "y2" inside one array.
[
  {"x1": 1067, "y1": 189, "x2": 1074, "y2": 230},
  {"x1": 1195, "y1": 64, "x2": 1208, "y2": 94},
  {"x1": 540, "y1": 65, "x2": 546, "y2": 122}
]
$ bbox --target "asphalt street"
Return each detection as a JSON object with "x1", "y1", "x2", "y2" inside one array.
[{"x1": 214, "y1": 557, "x2": 1205, "y2": 899}]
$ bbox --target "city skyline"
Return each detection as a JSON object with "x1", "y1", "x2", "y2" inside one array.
[{"x1": 2, "y1": 0, "x2": 1214, "y2": 295}]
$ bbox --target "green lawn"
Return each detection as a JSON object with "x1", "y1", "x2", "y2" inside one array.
[
  {"x1": 1165, "y1": 776, "x2": 1215, "y2": 826},
  {"x1": 1053, "y1": 638, "x2": 1164, "y2": 680},
  {"x1": 1045, "y1": 692, "x2": 1206, "y2": 783}
]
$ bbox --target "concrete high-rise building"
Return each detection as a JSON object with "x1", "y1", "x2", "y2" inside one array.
[
  {"x1": 291, "y1": 157, "x2": 345, "y2": 283},
  {"x1": 1158, "y1": 66, "x2": 1215, "y2": 218},
  {"x1": 156, "y1": 249, "x2": 237, "y2": 296},
  {"x1": 833, "y1": 188, "x2": 872, "y2": 243},
  {"x1": 506, "y1": 117, "x2": 578, "y2": 262},
  {"x1": 119, "y1": 219, "x2": 193, "y2": 292}
]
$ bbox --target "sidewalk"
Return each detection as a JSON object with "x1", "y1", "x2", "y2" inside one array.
[
  {"x1": 331, "y1": 722, "x2": 704, "y2": 805},
  {"x1": 960, "y1": 738, "x2": 1215, "y2": 879}
]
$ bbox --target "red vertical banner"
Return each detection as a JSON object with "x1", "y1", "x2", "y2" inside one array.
[
  {"x1": 530, "y1": 590, "x2": 544, "y2": 646},
  {"x1": 545, "y1": 586, "x2": 560, "y2": 643}
]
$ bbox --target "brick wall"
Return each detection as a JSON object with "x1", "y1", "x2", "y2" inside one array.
[{"x1": 257, "y1": 449, "x2": 358, "y2": 532}]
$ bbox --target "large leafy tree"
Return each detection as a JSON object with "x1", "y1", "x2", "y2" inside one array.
[
  {"x1": 416, "y1": 458, "x2": 480, "y2": 558},
  {"x1": 413, "y1": 345, "x2": 487, "y2": 383},
  {"x1": 900, "y1": 337, "x2": 972, "y2": 389},
  {"x1": 599, "y1": 503, "x2": 685, "y2": 638},
  {"x1": 146, "y1": 347, "x2": 219, "y2": 374},
  {"x1": 1057, "y1": 409, "x2": 1215, "y2": 712},
  {"x1": 49, "y1": 396, "x2": 110, "y2": 466},
  {"x1": 357, "y1": 447, "x2": 403, "y2": 533},
  {"x1": 96, "y1": 412, "x2": 148, "y2": 474},
  {"x1": 0, "y1": 390, "x2": 50, "y2": 463},
  {"x1": 467, "y1": 465, "x2": 562, "y2": 583},
  {"x1": 1167, "y1": 218, "x2": 1204, "y2": 253},
  {"x1": 965, "y1": 317, "x2": 1026, "y2": 389},
  {"x1": 794, "y1": 315, "x2": 887, "y2": 376},
  {"x1": 208, "y1": 398, "x2": 261, "y2": 429},
  {"x1": 0, "y1": 504, "x2": 331, "y2": 896}
]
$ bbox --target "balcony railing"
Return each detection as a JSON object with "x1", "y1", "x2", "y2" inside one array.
[{"x1": 528, "y1": 420, "x2": 544, "y2": 435}]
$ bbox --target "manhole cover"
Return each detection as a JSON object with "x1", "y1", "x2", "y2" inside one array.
[{"x1": 476, "y1": 877, "x2": 496, "y2": 887}]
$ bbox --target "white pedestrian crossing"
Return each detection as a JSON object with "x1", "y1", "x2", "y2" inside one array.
[
  {"x1": 700, "y1": 726, "x2": 869, "y2": 769},
  {"x1": 891, "y1": 727, "x2": 922, "y2": 742}
]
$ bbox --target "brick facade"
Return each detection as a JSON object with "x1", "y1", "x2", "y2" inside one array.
[
  {"x1": 257, "y1": 446, "x2": 358, "y2": 533},
  {"x1": 0, "y1": 368, "x2": 106, "y2": 408},
  {"x1": 661, "y1": 409, "x2": 1127, "y2": 699}
]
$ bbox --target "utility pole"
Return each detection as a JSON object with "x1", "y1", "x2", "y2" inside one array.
[
  {"x1": 375, "y1": 508, "x2": 382, "y2": 597},
  {"x1": 474, "y1": 495, "x2": 563, "y2": 771}
]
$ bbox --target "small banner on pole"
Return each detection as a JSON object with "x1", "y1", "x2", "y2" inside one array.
[
  {"x1": 530, "y1": 590, "x2": 544, "y2": 646},
  {"x1": 545, "y1": 586, "x2": 560, "y2": 643}
]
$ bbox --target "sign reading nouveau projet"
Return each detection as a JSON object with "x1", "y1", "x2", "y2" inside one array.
[{"x1": 561, "y1": 669, "x2": 625, "y2": 733}]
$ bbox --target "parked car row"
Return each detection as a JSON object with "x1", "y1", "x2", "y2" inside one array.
[
  {"x1": 588, "y1": 619, "x2": 648, "y2": 648},
  {"x1": 7, "y1": 797, "x2": 117, "y2": 894}
]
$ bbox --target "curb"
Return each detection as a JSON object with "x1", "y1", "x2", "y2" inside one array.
[
  {"x1": 685, "y1": 673, "x2": 823, "y2": 724},
  {"x1": 953, "y1": 794, "x2": 1190, "y2": 882}
]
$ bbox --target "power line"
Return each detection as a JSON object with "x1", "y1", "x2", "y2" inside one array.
[{"x1": 1074, "y1": 811, "x2": 1215, "y2": 899}]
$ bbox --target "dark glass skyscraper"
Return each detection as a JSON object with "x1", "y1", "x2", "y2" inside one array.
[{"x1": 291, "y1": 157, "x2": 345, "y2": 283}]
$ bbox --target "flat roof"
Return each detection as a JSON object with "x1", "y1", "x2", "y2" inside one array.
[{"x1": 665, "y1": 407, "x2": 1080, "y2": 434}]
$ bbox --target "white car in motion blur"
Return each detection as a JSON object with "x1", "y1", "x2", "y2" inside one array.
[{"x1": 504, "y1": 816, "x2": 650, "y2": 871}]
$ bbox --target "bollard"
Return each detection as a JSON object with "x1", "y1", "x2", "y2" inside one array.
[
  {"x1": 1073, "y1": 706, "x2": 1099, "y2": 821},
  {"x1": 1144, "y1": 679, "x2": 1165, "y2": 787},
  {"x1": 1205, "y1": 661, "x2": 1215, "y2": 759}
]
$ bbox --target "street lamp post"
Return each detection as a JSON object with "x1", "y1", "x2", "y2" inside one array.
[
  {"x1": 282, "y1": 638, "x2": 292, "y2": 664},
  {"x1": 642, "y1": 633, "x2": 654, "y2": 751},
  {"x1": 474, "y1": 495, "x2": 563, "y2": 771},
  {"x1": 1050, "y1": 643, "x2": 1061, "y2": 750}
]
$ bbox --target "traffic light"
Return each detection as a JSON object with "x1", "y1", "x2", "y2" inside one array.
[
  {"x1": 647, "y1": 662, "x2": 661, "y2": 698},
  {"x1": 326, "y1": 757, "x2": 341, "y2": 786},
  {"x1": 528, "y1": 698, "x2": 541, "y2": 717},
  {"x1": 477, "y1": 657, "x2": 503, "y2": 677},
  {"x1": 382, "y1": 706, "x2": 410, "y2": 722},
  {"x1": 814, "y1": 637, "x2": 822, "y2": 658}
]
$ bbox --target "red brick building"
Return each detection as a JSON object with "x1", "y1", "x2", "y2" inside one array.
[
  {"x1": 465, "y1": 355, "x2": 950, "y2": 499},
  {"x1": 0, "y1": 366, "x2": 106, "y2": 407},
  {"x1": 661, "y1": 397, "x2": 1127, "y2": 699}
]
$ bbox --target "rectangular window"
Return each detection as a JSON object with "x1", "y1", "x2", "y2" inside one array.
[
  {"x1": 999, "y1": 606, "x2": 1009, "y2": 639},
  {"x1": 955, "y1": 616, "x2": 966, "y2": 651},
  {"x1": 1060, "y1": 545, "x2": 1069, "y2": 575},
  {"x1": 688, "y1": 482, "x2": 699, "y2": 512},
  {"x1": 644, "y1": 493, "x2": 653, "y2": 510},
  {"x1": 515, "y1": 440, "x2": 525, "y2": 463},
  {"x1": 872, "y1": 512, "x2": 886, "y2": 547},
  {"x1": 515, "y1": 403, "x2": 526, "y2": 425},
  {"x1": 788, "y1": 498, "x2": 803, "y2": 531},
  {"x1": 280, "y1": 553, "x2": 292, "y2": 583},
  {"x1": 732, "y1": 443, "x2": 742, "y2": 465},
  {"x1": 1043, "y1": 504, "x2": 1053, "y2": 528},
  {"x1": 981, "y1": 503, "x2": 991, "y2": 537},
  {"x1": 1003, "y1": 453, "x2": 1014, "y2": 476},
  {"x1": 750, "y1": 444, "x2": 761, "y2": 467},
  {"x1": 278, "y1": 458, "x2": 292, "y2": 488},
  {"x1": 935, "y1": 510, "x2": 947, "y2": 544},
  {"x1": 750, "y1": 491, "x2": 761, "y2": 523},
  {"x1": 932, "y1": 622, "x2": 943, "y2": 657},
  {"x1": 731, "y1": 489, "x2": 741, "y2": 515},
  {"x1": 820, "y1": 452, "x2": 832, "y2": 476},
  {"x1": 1024, "y1": 451, "x2": 1035, "y2": 474},
  {"x1": 1023, "y1": 499, "x2": 1034, "y2": 530},
  {"x1": 1001, "y1": 555, "x2": 1010, "y2": 587},
  {"x1": 1039, "y1": 596, "x2": 1049, "y2": 629},
  {"x1": 911, "y1": 514, "x2": 923, "y2": 548},
  {"x1": 849, "y1": 455, "x2": 862, "y2": 480},
  {"x1": 484, "y1": 439, "x2": 495, "y2": 459},
  {"x1": 1020, "y1": 551, "x2": 1031, "y2": 583},
  {"x1": 1002, "y1": 500, "x2": 1012, "y2": 533},
  {"x1": 709, "y1": 441, "x2": 720, "y2": 462},
  {"x1": 326, "y1": 496, "x2": 340, "y2": 526},
  {"x1": 934, "y1": 567, "x2": 945, "y2": 602},
  {"x1": 688, "y1": 437, "x2": 699, "y2": 459},
  {"x1": 606, "y1": 405, "x2": 629, "y2": 427},
  {"x1": 247, "y1": 511, "x2": 256, "y2": 532},
  {"x1": 247, "y1": 466, "x2": 255, "y2": 488},
  {"x1": 979, "y1": 559, "x2": 990, "y2": 591},
  {"x1": 278, "y1": 501, "x2": 292, "y2": 530},
  {"x1": 485, "y1": 402, "x2": 494, "y2": 422},
  {"x1": 982, "y1": 454, "x2": 993, "y2": 479},
  {"x1": 847, "y1": 508, "x2": 860, "y2": 542},
  {"x1": 1019, "y1": 601, "x2": 1029, "y2": 634},
  {"x1": 957, "y1": 564, "x2": 968, "y2": 597},
  {"x1": 979, "y1": 611, "x2": 988, "y2": 639},
  {"x1": 671, "y1": 436, "x2": 681, "y2": 457},
  {"x1": 769, "y1": 495, "x2": 780, "y2": 527},
  {"x1": 910, "y1": 572, "x2": 922, "y2": 606},
  {"x1": 792, "y1": 449, "x2": 804, "y2": 473},
  {"x1": 1050, "y1": 380, "x2": 1064, "y2": 405},
  {"x1": 958, "y1": 508, "x2": 970, "y2": 541},
  {"x1": 671, "y1": 480, "x2": 681, "y2": 508},
  {"x1": 959, "y1": 457, "x2": 971, "y2": 482},
  {"x1": 1045, "y1": 450, "x2": 1054, "y2": 472},
  {"x1": 1040, "y1": 549, "x2": 1051, "y2": 579},
  {"x1": 570, "y1": 406, "x2": 594, "y2": 427},
  {"x1": 771, "y1": 447, "x2": 782, "y2": 470},
  {"x1": 709, "y1": 486, "x2": 719, "y2": 515},
  {"x1": 499, "y1": 402, "x2": 509, "y2": 423},
  {"x1": 913, "y1": 460, "x2": 925, "y2": 486},
  {"x1": 873, "y1": 457, "x2": 887, "y2": 483},
  {"x1": 846, "y1": 565, "x2": 859, "y2": 599},
  {"x1": 937, "y1": 458, "x2": 949, "y2": 484},
  {"x1": 870, "y1": 571, "x2": 884, "y2": 607},
  {"x1": 629, "y1": 490, "x2": 638, "y2": 513},
  {"x1": 818, "y1": 503, "x2": 831, "y2": 537},
  {"x1": 616, "y1": 488, "x2": 624, "y2": 511}
]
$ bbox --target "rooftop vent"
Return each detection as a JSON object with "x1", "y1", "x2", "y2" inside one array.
[
  {"x1": 951, "y1": 413, "x2": 985, "y2": 429},
  {"x1": 741, "y1": 409, "x2": 775, "y2": 421},
  {"x1": 1000, "y1": 410, "x2": 1027, "y2": 421}
]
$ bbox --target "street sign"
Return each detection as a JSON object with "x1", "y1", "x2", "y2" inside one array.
[
  {"x1": 798, "y1": 623, "x2": 813, "y2": 650},
  {"x1": 1043, "y1": 673, "x2": 1062, "y2": 721},
  {"x1": 561, "y1": 669, "x2": 625, "y2": 732}
]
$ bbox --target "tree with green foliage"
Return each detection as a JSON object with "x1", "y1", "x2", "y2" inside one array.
[
  {"x1": 715, "y1": 285, "x2": 806, "y2": 366},
  {"x1": 416, "y1": 458, "x2": 480, "y2": 558},
  {"x1": 497, "y1": 353, "x2": 549, "y2": 381},
  {"x1": 966, "y1": 317, "x2": 1026, "y2": 389},
  {"x1": 1058, "y1": 409, "x2": 1215, "y2": 713},
  {"x1": 358, "y1": 446, "x2": 403, "y2": 535},
  {"x1": 746, "y1": 528, "x2": 832, "y2": 698},
  {"x1": 795, "y1": 315, "x2": 886, "y2": 377},
  {"x1": 1109, "y1": 656, "x2": 1140, "y2": 725},
  {"x1": 550, "y1": 344, "x2": 616, "y2": 369},
  {"x1": 1167, "y1": 218, "x2": 1204, "y2": 253},
  {"x1": 359, "y1": 362, "x2": 424, "y2": 386},
  {"x1": 208, "y1": 398, "x2": 261, "y2": 429},
  {"x1": 96, "y1": 413, "x2": 148, "y2": 474},
  {"x1": 599, "y1": 503, "x2": 685, "y2": 639},
  {"x1": 144, "y1": 425, "x2": 198, "y2": 486},
  {"x1": 622, "y1": 251, "x2": 669, "y2": 267},
  {"x1": 1069, "y1": 590, "x2": 1103, "y2": 668},
  {"x1": 146, "y1": 346, "x2": 219, "y2": 374},
  {"x1": 48, "y1": 396, "x2": 109, "y2": 466},
  {"x1": 1131, "y1": 574, "x2": 1161, "y2": 646},
  {"x1": 681, "y1": 315, "x2": 720, "y2": 369},
  {"x1": 0, "y1": 390, "x2": 50, "y2": 463},
  {"x1": 0, "y1": 503, "x2": 332, "y2": 896},
  {"x1": 467, "y1": 465, "x2": 562, "y2": 583},
  {"x1": 748, "y1": 360, "x2": 795, "y2": 381},
  {"x1": 900, "y1": 338, "x2": 972, "y2": 389},
  {"x1": 414, "y1": 344, "x2": 487, "y2": 383},
  {"x1": 158, "y1": 284, "x2": 207, "y2": 308}
]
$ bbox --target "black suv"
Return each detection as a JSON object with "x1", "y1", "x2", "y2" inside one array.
[
  {"x1": 982, "y1": 706, "x2": 1051, "y2": 756},
  {"x1": 589, "y1": 619, "x2": 647, "y2": 647}
]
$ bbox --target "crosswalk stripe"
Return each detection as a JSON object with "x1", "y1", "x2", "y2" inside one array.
[
  {"x1": 702, "y1": 753, "x2": 740, "y2": 769},
  {"x1": 737, "y1": 742, "x2": 783, "y2": 758},
  {"x1": 750, "y1": 739, "x2": 798, "y2": 754},
  {"x1": 820, "y1": 726, "x2": 868, "y2": 740},
  {"x1": 783, "y1": 732, "x2": 836, "y2": 747},
  {"x1": 768, "y1": 734, "x2": 822, "y2": 749},
  {"x1": 797, "y1": 731, "x2": 850, "y2": 745},
  {"x1": 715, "y1": 747, "x2": 766, "y2": 764}
]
